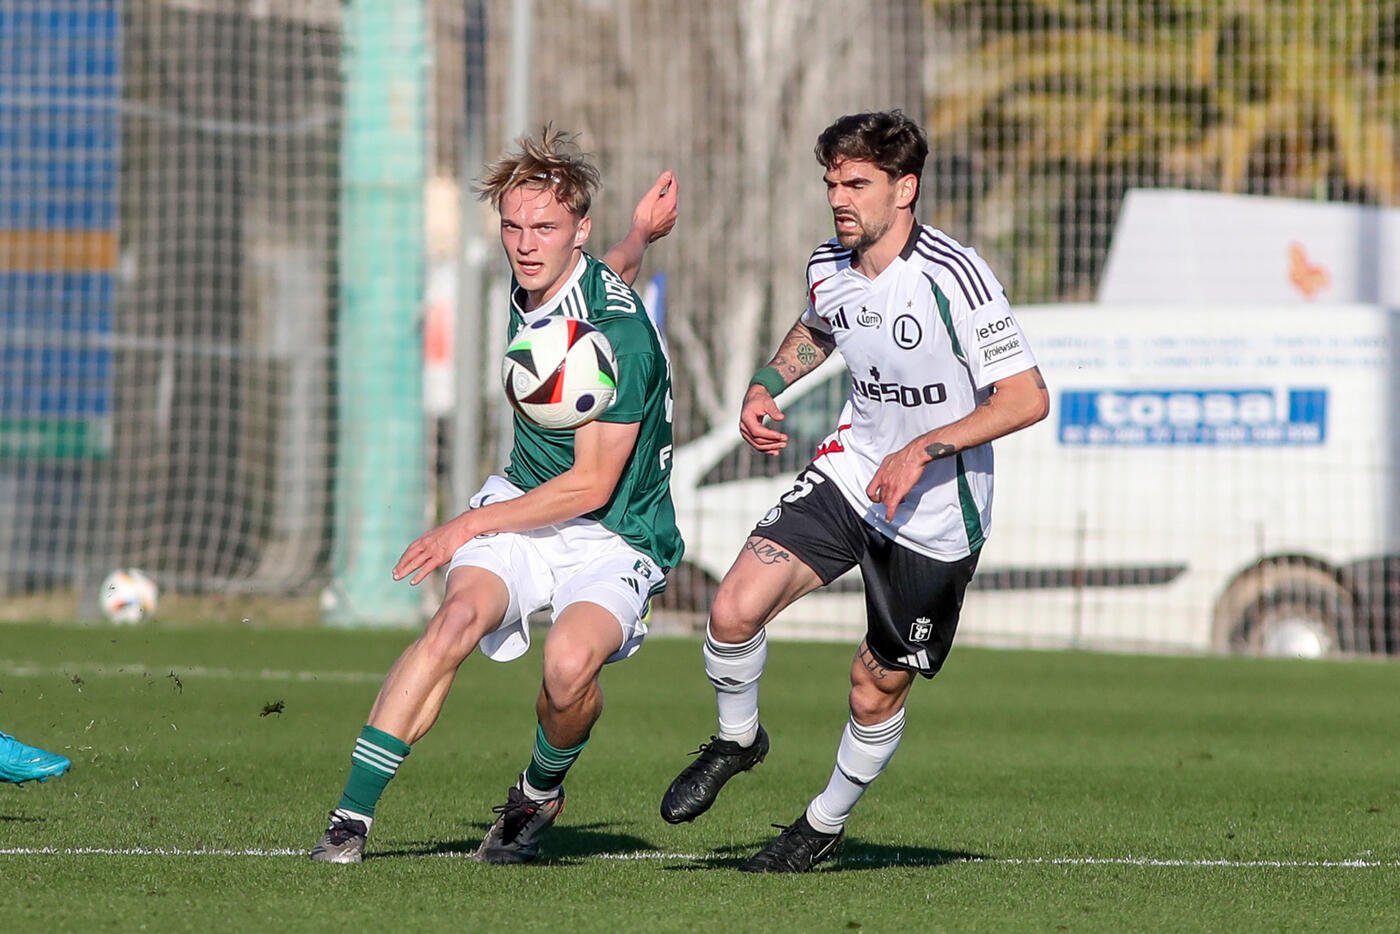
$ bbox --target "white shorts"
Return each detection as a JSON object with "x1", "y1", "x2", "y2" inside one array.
[{"x1": 447, "y1": 475, "x2": 663, "y2": 664}]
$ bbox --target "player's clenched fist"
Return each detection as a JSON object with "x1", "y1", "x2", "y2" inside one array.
[{"x1": 739, "y1": 384, "x2": 787, "y2": 455}]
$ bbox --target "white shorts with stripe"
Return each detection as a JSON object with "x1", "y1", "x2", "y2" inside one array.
[{"x1": 447, "y1": 475, "x2": 662, "y2": 665}]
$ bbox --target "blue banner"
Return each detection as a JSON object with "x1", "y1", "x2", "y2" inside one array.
[
  {"x1": 1059, "y1": 388, "x2": 1328, "y2": 446},
  {"x1": 0, "y1": 1, "x2": 119, "y2": 457}
]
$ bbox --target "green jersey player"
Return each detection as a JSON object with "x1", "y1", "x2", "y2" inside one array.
[
  {"x1": 503, "y1": 254, "x2": 682, "y2": 573},
  {"x1": 310, "y1": 128, "x2": 682, "y2": 865}
]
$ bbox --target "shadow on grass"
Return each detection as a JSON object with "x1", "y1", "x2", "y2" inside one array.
[
  {"x1": 371, "y1": 825, "x2": 985, "y2": 872},
  {"x1": 659, "y1": 843, "x2": 751, "y2": 871},
  {"x1": 663, "y1": 838, "x2": 986, "y2": 873},
  {"x1": 0, "y1": 814, "x2": 47, "y2": 823},
  {"x1": 371, "y1": 821, "x2": 657, "y2": 864},
  {"x1": 831, "y1": 840, "x2": 987, "y2": 871}
]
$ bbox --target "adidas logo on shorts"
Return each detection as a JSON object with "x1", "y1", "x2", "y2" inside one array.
[{"x1": 896, "y1": 649, "x2": 931, "y2": 669}]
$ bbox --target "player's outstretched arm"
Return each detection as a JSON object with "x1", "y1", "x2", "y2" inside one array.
[
  {"x1": 741, "y1": 319, "x2": 837, "y2": 455},
  {"x1": 866, "y1": 367, "x2": 1050, "y2": 522},
  {"x1": 392, "y1": 420, "x2": 640, "y2": 585},
  {"x1": 602, "y1": 170, "x2": 677, "y2": 287}
]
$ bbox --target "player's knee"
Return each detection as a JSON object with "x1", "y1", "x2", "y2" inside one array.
[
  {"x1": 419, "y1": 593, "x2": 491, "y2": 667},
  {"x1": 848, "y1": 682, "x2": 903, "y2": 725},
  {"x1": 541, "y1": 644, "x2": 600, "y2": 710},
  {"x1": 708, "y1": 584, "x2": 764, "y2": 644}
]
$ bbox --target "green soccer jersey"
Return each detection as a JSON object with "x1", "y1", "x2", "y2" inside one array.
[{"x1": 503, "y1": 252, "x2": 684, "y2": 574}]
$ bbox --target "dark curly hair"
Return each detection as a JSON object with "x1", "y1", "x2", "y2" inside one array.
[{"x1": 815, "y1": 110, "x2": 928, "y2": 206}]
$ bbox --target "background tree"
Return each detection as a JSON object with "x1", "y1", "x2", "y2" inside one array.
[{"x1": 924, "y1": 0, "x2": 1400, "y2": 301}]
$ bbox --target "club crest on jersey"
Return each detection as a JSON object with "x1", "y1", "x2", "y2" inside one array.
[
  {"x1": 909, "y1": 617, "x2": 933, "y2": 642},
  {"x1": 857, "y1": 306, "x2": 882, "y2": 327},
  {"x1": 893, "y1": 314, "x2": 923, "y2": 349},
  {"x1": 757, "y1": 505, "x2": 781, "y2": 527},
  {"x1": 632, "y1": 558, "x2": 654, "y2": 579}
]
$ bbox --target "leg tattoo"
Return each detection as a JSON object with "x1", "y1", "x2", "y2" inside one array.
[{"x1": 857, "y1": 644, "x2": 894, "y2": 681}]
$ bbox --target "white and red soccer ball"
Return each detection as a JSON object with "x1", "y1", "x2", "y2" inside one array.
[
  {"x1": 501, "y1": 317, "x2": 618, "y2": 430},
  {"x1": 100, "y1": 568, "x2": 158, "y2": 624}
]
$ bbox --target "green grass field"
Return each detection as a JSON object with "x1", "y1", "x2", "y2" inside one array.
[{"x1": 3, "y1": 620, "x2": 1399, "y2": 932}]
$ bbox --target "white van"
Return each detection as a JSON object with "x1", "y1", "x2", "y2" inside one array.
[{"x1": 668, "y1": 303, "x2": 1399, "y2": 657}]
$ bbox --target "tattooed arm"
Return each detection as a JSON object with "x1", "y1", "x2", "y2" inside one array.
[
  {"x1": 740, "y1": 320, "x2": 838, "y2": 456},
  {"x1": 766, "y1": 319, "x2": 837, "y2": 386},
  {"x1": 865, "y1": 367, "x2": 1050, "y2": 522}
]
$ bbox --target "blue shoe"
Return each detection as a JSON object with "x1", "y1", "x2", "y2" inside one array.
[{"x1": 0, "y1": 732, "x2": 71, "y2": 784}]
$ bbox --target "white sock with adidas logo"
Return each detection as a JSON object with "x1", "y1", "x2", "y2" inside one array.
[{"x1": 703, "y1": 623, "x2": 767, "y2": 747}]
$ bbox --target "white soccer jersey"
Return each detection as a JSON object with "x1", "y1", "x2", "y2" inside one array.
[{"x1": 800, "y1": 223, "x2": 1037, "y2": 559}]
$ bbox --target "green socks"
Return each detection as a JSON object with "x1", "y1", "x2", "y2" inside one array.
[
  {"x1": 523, "y1": 722, "x2": 588, "y2": 795},
  {"x1": 337, "y1": 725, "x2": 411, "y2": 818},
  {"x1": 335, "y1": 722, "x2": 583, "y2": 816}
]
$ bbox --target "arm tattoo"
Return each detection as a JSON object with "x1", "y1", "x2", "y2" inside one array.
[
  {"x1": 744, "y1": 539, "x2": 792, "y2": 565},
  {"x1": 925, "y1": 441, "x2": 957, "y2": 460},
  {"x1": 857, "y1": 644, "x2": 893, "y2": 680},
  {"x1": 769, "y1": 322, "x2": 833, "y2": 381}
]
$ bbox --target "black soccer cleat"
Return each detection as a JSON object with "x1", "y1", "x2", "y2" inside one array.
[
  {"x1": 659, "y1": 725, "x2": 769, "y2": 824},
  {"x1": 740, "y1": 812, "x2": 843, "y2": 873}
]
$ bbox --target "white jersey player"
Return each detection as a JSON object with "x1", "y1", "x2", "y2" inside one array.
[
  {"x1": 802, "y1": 222, "x2": 1038, "y2": 561},
  {"x1": 660, "y1": 111, "x2": 1049, "y2": 873}
]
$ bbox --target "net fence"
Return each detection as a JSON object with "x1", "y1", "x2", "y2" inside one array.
[
  {"x1": 1, "y1": 0, "x2": 1396, "y2": 655},
  {"x1": 1, "y1": 1, "x2": 342, "y2": 614}
]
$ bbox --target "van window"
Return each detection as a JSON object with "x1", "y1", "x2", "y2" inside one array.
[{"x1": 698, "y1": 370, "x2": 852, "y2": 487}]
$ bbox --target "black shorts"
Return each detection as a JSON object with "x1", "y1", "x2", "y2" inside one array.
[{"x1": 751, "y1": 465, "x2": 980, "y2": 678}]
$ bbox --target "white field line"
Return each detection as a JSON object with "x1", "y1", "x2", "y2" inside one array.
[
  {"x1": 0, "y1": 660, "x2": 385, "y2": 684},
  {"x1": 0, "y1": 847, "x2": 1396, "y2": 868},
  {"x1": 4, "y1": 661, "x2": 1397, "y2": 872}
]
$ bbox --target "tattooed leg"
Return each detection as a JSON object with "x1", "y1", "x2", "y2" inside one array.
[
  {"x1": 744, "y1": 539, "x2": 793, "y2": 566},
  {"x1": 856, "y1": 642, "x2": 895, "y2": 681}
]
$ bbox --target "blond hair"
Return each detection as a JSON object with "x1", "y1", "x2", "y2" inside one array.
[{"x1": 474, "y1": 126, "x2": 601, "y2": 217}]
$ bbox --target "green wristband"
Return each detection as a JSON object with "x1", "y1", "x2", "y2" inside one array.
[{"x1": 749, "y1": 366, "x2": 787, "y2": 397}]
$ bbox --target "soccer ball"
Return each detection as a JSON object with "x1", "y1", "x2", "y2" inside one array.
[
  {"x1": 100, "y1": 569, "x2": 158, "y2": 624},
  {"x1": 501, "y1": 316, "x2": 618, "y2": 430}
]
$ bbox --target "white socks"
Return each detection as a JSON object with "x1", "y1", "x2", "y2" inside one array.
[
  {"x1": 702, "y1": 622, "x2": 767, "y2": 747},
  {"x1": 519, "y1": 771, "x2": 563, "y2": 803},
  {"x1": 704, "y1": 619, "x2": 906, "y2": 834},
  {"x1": 805, "y1": 708, "x2": 906, "y2": 834},
  {"x1": 331, "y1": 807, "x2": 374, "y2": 833}
]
